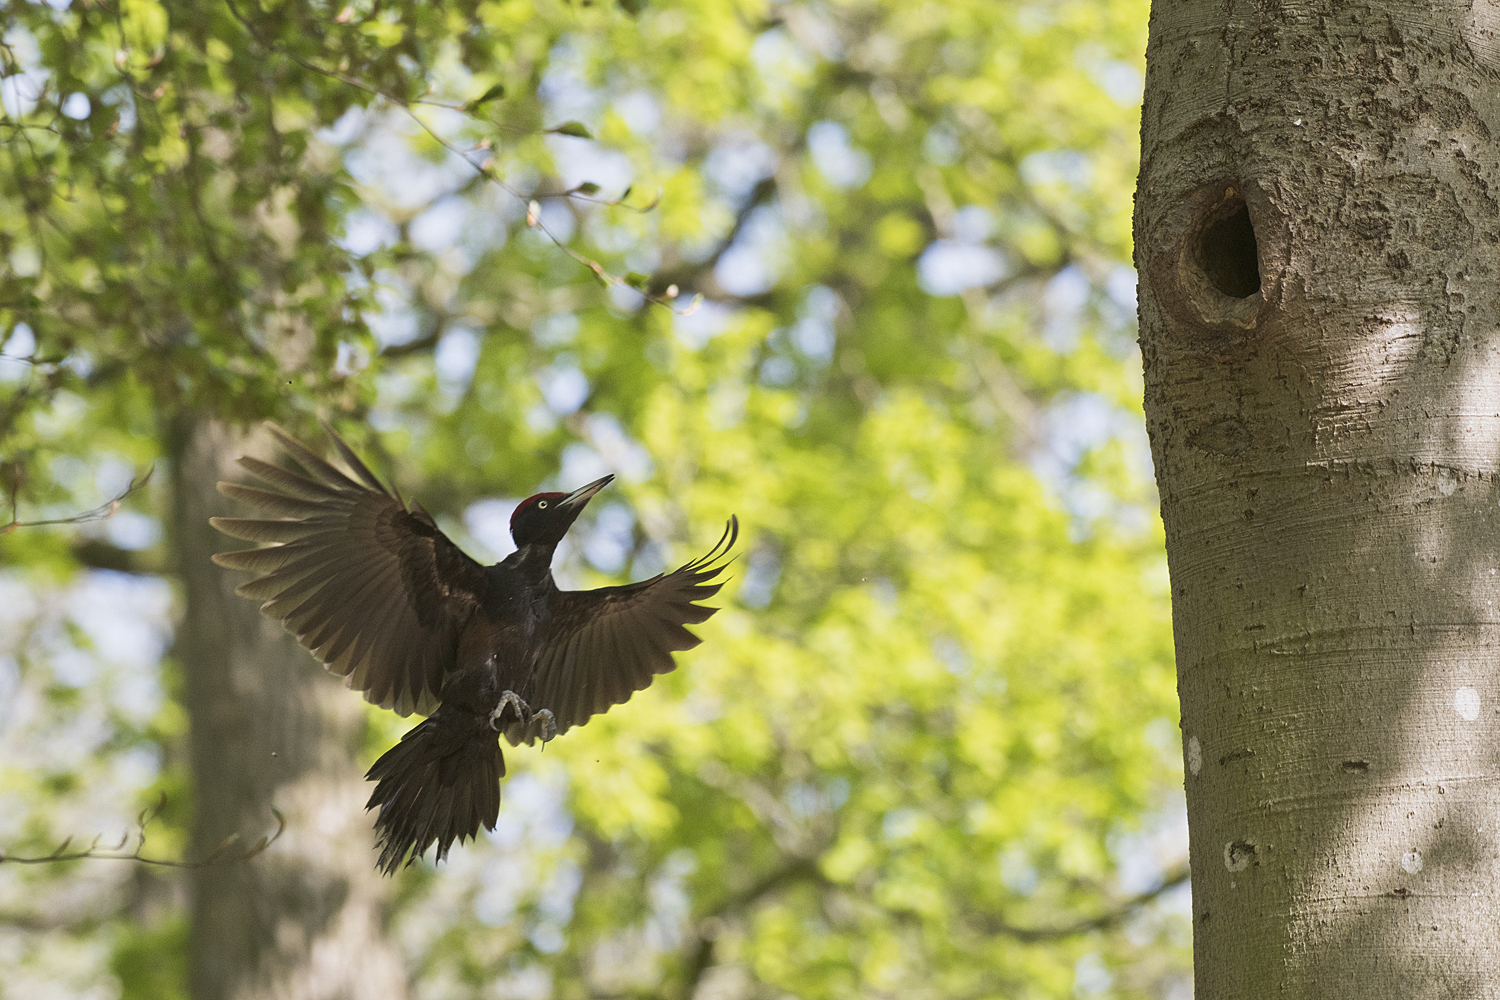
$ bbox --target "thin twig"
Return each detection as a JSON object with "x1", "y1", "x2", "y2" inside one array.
[
  {"x1": 0, "y1": 793, "x2": 285, "y2": 868},
  {"x1": 0, "y1": 122, "x2": 61, "y2": 136},
  {"x1": 1, "y1": 466, "x2": 153, "y2": 535}
]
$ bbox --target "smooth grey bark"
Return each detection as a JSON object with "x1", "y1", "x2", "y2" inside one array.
[
  {"x1": 169, "y1": 417, "x2": 408, "y2": 1000},
  {"x1": 1136, "y1": 1, "x2": 1500, "y2": 995}
]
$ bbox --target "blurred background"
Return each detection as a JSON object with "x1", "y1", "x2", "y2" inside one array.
[{"x1": 0, "y1": 0, "x2": 1188, "y2": 996}]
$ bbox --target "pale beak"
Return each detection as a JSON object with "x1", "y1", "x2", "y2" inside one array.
[{"x1": 560, "y1": 474, "x2": 614, "y2": 509}]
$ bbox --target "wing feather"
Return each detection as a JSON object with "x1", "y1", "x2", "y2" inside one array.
[
  {"x1": 233, "y1": 457, "x2": 350, "y2": 503},
  {"x1": 594, "y1": 615, "x2": 625, "y2": 707},
  {"x1": 584, "y1": 620, "x2": 612, "y2": 715},
  {"x1": 318, "y1": 421, "x2": 390, "y2": 493},
  {"x1": 510, "y1": 516, "x2": 738, "y2": 745},
  {"x1": 210, "y1": 517, "x2": 331, "y2": 545},
  {"x1": 212, "y1": 422, "x2": 488, "y2": 717},
  {"x1": 215, "y1": 482, "x2": 332, "y2": 520},
  {"x1": 558, "y1": 631, "x2": 584, "y2": 730}
]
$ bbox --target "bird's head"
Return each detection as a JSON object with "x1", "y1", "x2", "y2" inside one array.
[{"x1": 510, "y1": 475, "x2": 614, "y2": 548}]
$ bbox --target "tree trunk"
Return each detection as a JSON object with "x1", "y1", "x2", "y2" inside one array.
[
  {"x1": 169, "y1": 416, "x2": 409, "y2": 1000},
  {"x1": 1134, "y1": 0, "x2": 1500, "y2": 995},
  {"x1": 1136, "y1": 0, "x2": 1500, "y2": 994}
]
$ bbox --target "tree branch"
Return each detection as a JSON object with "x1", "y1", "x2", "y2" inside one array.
[
  {"x1": 378, "y1": 331, "x2": 440, "y2": 361},
  {"x1": 1, "y1": 466, "x2": 153, "y2": 535},
  {"x1": 650, "y1": 175, "x2": 779, "y2": 298},
  {"x1": 0, "y1": 910, "x2": 87, "y2": 931},
  {"x1": 0, "y1": 794, "x2": 284, "y2": 869},
  {"x1": 985, "y1": 864, "x2": 1192, "y2": 942},
  {"x1": 677, "y1": 856, "x2": 827, "y2": 999}
]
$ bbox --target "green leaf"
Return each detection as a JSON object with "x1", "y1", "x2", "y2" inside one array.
[
  {"x1": 623, "y1": 271, "x2": 650, "y2": 290},
  {"x1": 463, "y1": 82, "x2": 507, "y2": 112},
  {"x1": 574, "y1": 181, "x2": 601, "y2": 196},
  {"x1": 549, "y1": 120, "x2": 593, "y2": 139}
]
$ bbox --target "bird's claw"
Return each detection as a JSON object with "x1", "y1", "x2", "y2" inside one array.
[
  {"x1": 533, "y1": 708, "x2": 557, "y2": 743},
  {"x1": 487, "y1": 693, "x2": 557, "y2": 744},
  {"x1": 488, "y1": 690, "x2": 529, "y2": 732}
]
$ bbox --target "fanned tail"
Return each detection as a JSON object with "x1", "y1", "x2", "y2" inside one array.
[{"x1": 365, "y1": 709, "x2": 504, "y2": 875}]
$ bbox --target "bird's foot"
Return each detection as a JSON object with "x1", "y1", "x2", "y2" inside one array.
[
  {"x1": 488, "y1": 690, "x2": 530, "y2": 731},
  {"x1": 487, "y1": 692, "x2": 557, "y2": 744},
  {"x1": 533, "y1": 708, "x2": 557, "y2": 744}
]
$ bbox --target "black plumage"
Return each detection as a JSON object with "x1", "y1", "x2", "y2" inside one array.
[{"x1": 211, "y1": 421, "x2": 736, "y2": 873}]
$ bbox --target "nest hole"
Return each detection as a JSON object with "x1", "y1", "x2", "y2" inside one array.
[{"x1": 1195, "y1": 201, "x2": 1261, "y2": 299}]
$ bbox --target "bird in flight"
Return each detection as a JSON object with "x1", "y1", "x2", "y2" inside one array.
[{"x1": 210, "y1": 422, "x2": 737, "y2": 874}]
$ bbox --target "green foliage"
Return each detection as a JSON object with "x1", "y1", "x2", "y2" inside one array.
[
  {"x1": 113, "y1": 914, "x2": 189, "y2": 1000},
  {"x1": 1, "y1": 0, "x2": 1187, "y2": 996}
]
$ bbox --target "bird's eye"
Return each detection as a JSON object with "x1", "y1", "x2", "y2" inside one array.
[{"x1": 537, "y1": 500, "x2": 548, "y2": 509}]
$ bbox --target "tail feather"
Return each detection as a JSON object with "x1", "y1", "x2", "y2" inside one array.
[{"x1": 365, "y1": 711, "x2": 504, "y2": 875}]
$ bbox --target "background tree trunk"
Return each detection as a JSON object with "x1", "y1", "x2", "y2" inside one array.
[
  {"x1": 1136, "y1": 0, "x2": 1500, "y2": 994},
  {"x1": 169, "y1": 416, "x2": 409, "y2": 1000}
]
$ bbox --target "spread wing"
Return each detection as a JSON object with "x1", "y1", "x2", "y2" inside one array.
[
  {"x1": 512, "y1": 516, "x2": 739, "y2": 745},
  {"x1": 210, "y1": 421, "x2": 489, "y2": 717}
]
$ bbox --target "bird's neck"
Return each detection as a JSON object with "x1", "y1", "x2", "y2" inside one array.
[{"x1": 507, "y1": 541, "x2": 558, "y2": 584}]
